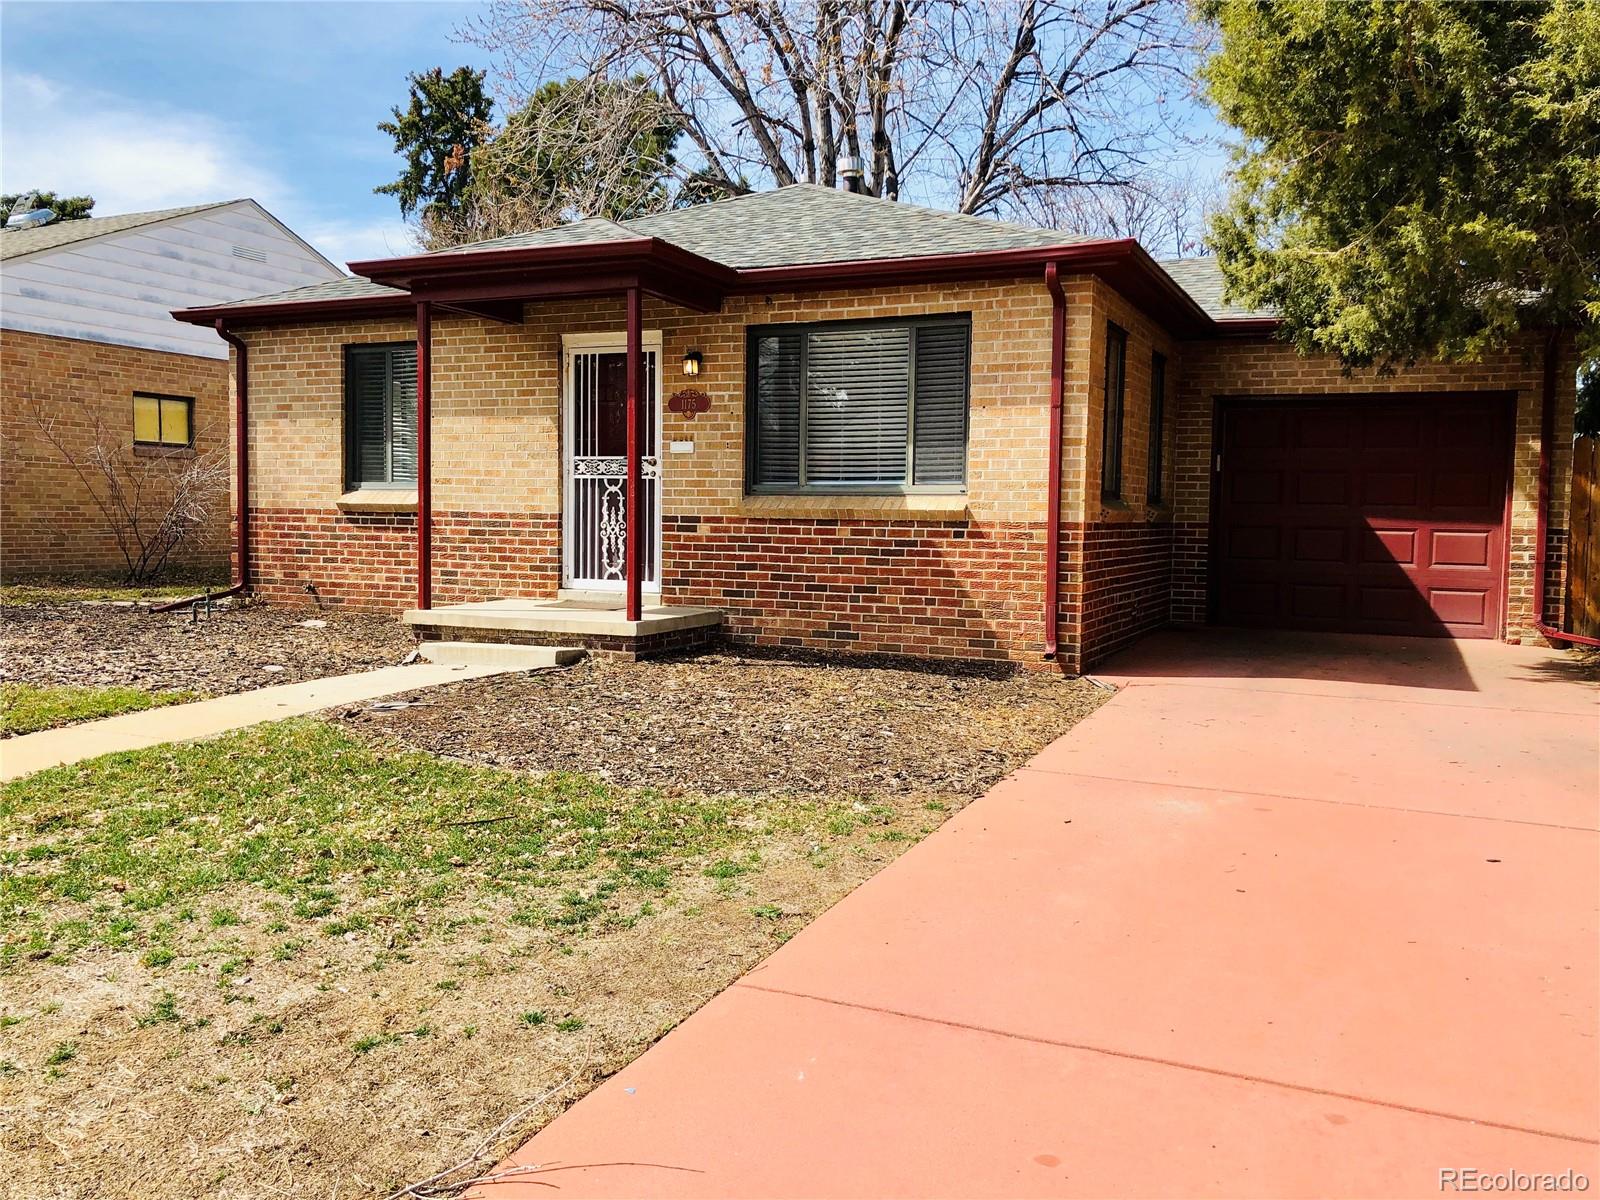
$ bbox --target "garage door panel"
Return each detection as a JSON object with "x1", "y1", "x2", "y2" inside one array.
[
  {"x1": 1294, "y1": 471, "x2": 1350, "y2": 505},
  {"x1": 1363, "y1": 527, "x2": 1418, "y2": 565},
  {"x1": 1226, "y1": 526, "x2": 1280, "y2": 561},
  {"x1": 1433, "y1": 470, "x2": 1496, "y2": 509},
  {"x1": 1292, "y1": 527, "x2": 1349, "y2": 563},
  {"x1": 1294, "y1": 410, "x2": 1355, "y2": 449},
  {"x1": 1362, "y1": 411, "x2": 1423, "y2": 450},
  {"x1": 1228, "y1": 470, "x2": 1283, "y2": 505},
  {"x1": 1431, "y1": 529, "x2": 1491, "y2": 568},
  {"x1": 1216, "y1": 396, "x2": 1508, "y2": 639},
  {"x1": 1362, "y1": 471, "x2": 1422, "y2": 507},
  {"x1": 1429, "y1": 588, "x2": 1489, "y2": 629}
]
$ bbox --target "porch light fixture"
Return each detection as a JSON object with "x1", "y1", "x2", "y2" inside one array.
[{"x1": 682, "y1": 348, "x2": 703, "y2": 377}]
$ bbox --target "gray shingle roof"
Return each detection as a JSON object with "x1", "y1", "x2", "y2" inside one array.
[
  {"x1": 0, "y1": 201, "x2": 237, "y2": 260},
  {"x1": 209, "y1": 275, "x2": 407, "y2": 309},
  {"x1": 412, "y1": 215, "x2": 643, "y2": 257},
  {"x1": 1159, "y1": 256, "x2": 1277, "y2": 321},
  {"x1": 420, "y1": 185, "x2": 1091, "y2": 268},
  {"x1": 624, "y1": 185, "x2": 1092, "y2": 267}
]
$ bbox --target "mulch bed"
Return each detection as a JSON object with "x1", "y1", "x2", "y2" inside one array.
[
  {"x1": 336, "y1": 645, "x2": 1109, "y2": 799},
  {"x1": 0, "y1": 600, "x2": 414, "y2": 697}
]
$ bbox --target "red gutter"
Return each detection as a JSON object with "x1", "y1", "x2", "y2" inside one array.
[
  {"x1": 1043, "y1": 262, "x2": 1067, "y2": 660},
  {"x1": 1533, "y1": 330, "x2": 1600, "y2": 647},
  {"x1": 416, "y1": 301, "x2": 433, "y2": 610},
  {"x1": 173, "y1": 238, "x2": 1220, "y2": 336},
  {"x1": 155, "y1": 321, "x2": 252, "y2": 613}
]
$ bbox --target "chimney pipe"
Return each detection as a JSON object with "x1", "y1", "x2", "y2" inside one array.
[{"x1": 838, "y1": 156, "x2": 864, "y2": 194}]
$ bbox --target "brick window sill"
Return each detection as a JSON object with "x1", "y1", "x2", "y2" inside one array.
[
  {"x1": 737, "y1": 494, "x2": 971, "y2": 521},
  {"x1": 337, "y1": 489, "x2": 418, "y2": 514},
  {"x1": 133, "y1": 443, "x2": 195, "y2": 460}
]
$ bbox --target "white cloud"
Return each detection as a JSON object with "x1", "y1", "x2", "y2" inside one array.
[
  {"x1": 1, "y1": 72, "x2": 283, "y2": 212},
  {"x1": 302, "y1": 217, "x2": 420, "y2": 267},
  {"x1": 0, "y1": 72, "x2": 416, "y2": 272}
]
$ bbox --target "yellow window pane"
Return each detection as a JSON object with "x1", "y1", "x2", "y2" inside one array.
[
  {"x1": 160, "y1": 398, "x2": 191, "y2": 446},
  {"x1": 133, "y1": 395, "x2": 160, "y2": 443}
]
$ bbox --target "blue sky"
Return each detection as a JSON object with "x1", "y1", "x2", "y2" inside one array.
[
  {"x1": 1, "y1": 1, "x2": 493, "y2": 265},
  {"x1": 2, "y1": 1, "x2": 1230, "y2": 266}
]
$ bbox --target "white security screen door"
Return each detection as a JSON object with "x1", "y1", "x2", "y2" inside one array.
[{"x1": 562, "y1": 332, "x2": 662, "y2": 590}]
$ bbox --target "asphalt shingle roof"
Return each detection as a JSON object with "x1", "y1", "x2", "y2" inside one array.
[
  {"x1": 207, "y1": 275, "x2": 408, "y2": 309},
  {"x1": 1158, "y1": 255, "x2": 1277, "y2": 321},
  {"x1": 623, "y1": 185, "x2": 1092, "y2": 267},
  {"x1": 0, "y1": 201, "x2": 237, "y2": 261},
  {"x1": 412, "y1": 216, "x2": 644, "y2": 257},
  {"x1": 416, "y1": 185, "x2": 1091, "y2": 268},
  {"x1": 196, "y1": 186, "x2": 1269, "y2": 323}
]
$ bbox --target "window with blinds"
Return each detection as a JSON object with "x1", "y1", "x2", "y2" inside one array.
[
  {"x1": 1102, "y1": 323, "x2": 1127, "y2": 501},
  {"x1": 344, "y1": 343, "x2": 418, "y2": 488},
  {"x1": 132, "y1": 393, "x2": 193, "y2": 448},
  {"x1": 746, "y1": 316, "x2": 971, "y2": 493}
]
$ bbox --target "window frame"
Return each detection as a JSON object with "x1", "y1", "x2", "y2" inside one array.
[
  {"x1": 132, "y1": 391, "x2": 195, "y2": 450},
  {"x1": 342, "y1": 341, "x2": 418, "y2": 491},
  {"x1": 744, "y1": 313, "x2": 972, "y2": 496},
  {"x1": 1147, "y1": 350, "x2": 1167, "y2": 505},
  {"x1": 1101, "y1": 322, "x2": 1128, "y2": 501}
]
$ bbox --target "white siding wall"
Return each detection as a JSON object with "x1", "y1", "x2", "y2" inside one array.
[{"x1": 0, "y1": 201, "x2": 341, "y2": 359}]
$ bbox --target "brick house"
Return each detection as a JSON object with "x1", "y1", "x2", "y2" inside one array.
[
  {"x1": 174, "y1": 186, "x2": 1577, "y2": 672},
  {"x1": 1, "y1": 200, "x2": 342, "y2": 577}
]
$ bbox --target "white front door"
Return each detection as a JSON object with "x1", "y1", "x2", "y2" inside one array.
[{"x1": 561, "y1": 332, "x2": 662, "y2": 591}]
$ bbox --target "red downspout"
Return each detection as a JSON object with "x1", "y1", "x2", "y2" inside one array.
[
  {"x1": 216, "y1": 320, "x2": 250, "y2": 594},
  {"x1": 416, "y1": 301, "x2": 433, "y2": 610},
  {"x1": 1043, "y1": 262, "x2": 1067, "y2": 659},
  {"x1": 624, "y1": 285, "x2": 643, "y2": 622},
  {"x1": 1533, "y1": 330, "x2": 1600, "y2": 647},
  {"x1": 152, "y1": 324, "x2": 251, "y2": 614}
]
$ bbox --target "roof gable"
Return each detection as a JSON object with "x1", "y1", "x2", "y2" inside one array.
[{"x1": 0, "y1": 201, "x2": 237, "y2": 261}]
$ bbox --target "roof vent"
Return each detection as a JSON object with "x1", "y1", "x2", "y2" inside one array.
[
  {"x1": 5, "y1": 207, "x2": 56, "y2": 231},
  {"x1": 837, "y1": 156, "x2": 864, "y2": 194},
  {"x1": 231, "y1": 244, "x2": 267, "y2": 263}
]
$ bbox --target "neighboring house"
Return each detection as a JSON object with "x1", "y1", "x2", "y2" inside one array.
[
  {"x1": 174, "y1": 185, "x2": 1577, "y2": 672},
  {"x1": 1, "y1": 200, "x2": 343, "y2": 576}
]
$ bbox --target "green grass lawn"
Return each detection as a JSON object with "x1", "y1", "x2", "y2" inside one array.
[
  {"x1": 0, "y1": 717, "x2": 899, "y2": 965},
  {"x1": 0, "y1": 682, "x2": 199, "y2": 736},
  {"x1": 0, "y1": 715, "x2": 937, "y2": 1198},
  {"x1": 0, "y1": 574, "x2": 228, "y2": 606}
]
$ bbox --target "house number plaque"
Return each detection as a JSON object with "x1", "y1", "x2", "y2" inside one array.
[{"x1": 668, "y1": 388, "x2": 712, "y2": 419}]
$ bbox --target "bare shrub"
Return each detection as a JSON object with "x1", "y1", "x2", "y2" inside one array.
[{"x1": 29, "y1": 398, "x2": 229, "y2": 584}]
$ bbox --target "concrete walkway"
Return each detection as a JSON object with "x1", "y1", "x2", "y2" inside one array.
[
  {"x1": 475, "y1": 631, "x2": 1599, "y2": 1199},
  {"x1": 1, "y1": 662, "x2": 506, "y2": 781}
]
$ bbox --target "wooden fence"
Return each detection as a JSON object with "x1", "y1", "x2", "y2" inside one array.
[{"x1": 1569, "y1": 435, "x2": 1600, "y2": 639}]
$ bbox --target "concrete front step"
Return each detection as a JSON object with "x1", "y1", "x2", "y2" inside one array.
[{"x1": 415, "y1": 641, "x2": 584, "y2": 670}]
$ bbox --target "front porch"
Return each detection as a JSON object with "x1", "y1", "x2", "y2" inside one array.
[{"x1": 403, "y1": 596, "x2": 725, "y2": 661}]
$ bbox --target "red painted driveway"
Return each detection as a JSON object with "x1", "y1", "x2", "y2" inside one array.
[{"x1": 476, "y1": 631, "x2": 1600, "y2": 1198}]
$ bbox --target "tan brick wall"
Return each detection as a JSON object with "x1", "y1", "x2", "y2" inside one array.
[
  {"x1": 236, "y1": 279, "x2": 1079, "y2": 663},
  {"x1": 1, "y1": 328, "x2": 229, "y2": 577},
  {"x1": 1170, "y1": 332, "x2": 1578, "y2": 643}
]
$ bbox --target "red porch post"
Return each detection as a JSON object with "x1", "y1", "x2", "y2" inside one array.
[
  {"x1": 624, "y1": 286, "x2": 643, "y2": 621},
  {"x1": 416, "y1": 300, "x2": 433, "y2": 610}
]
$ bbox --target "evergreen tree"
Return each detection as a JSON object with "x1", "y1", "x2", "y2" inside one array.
[{"x1": 376, "y1": 67, "x2": 494, "y2": 223}]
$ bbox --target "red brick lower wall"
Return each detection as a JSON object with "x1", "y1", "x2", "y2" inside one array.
[
  {"x1": 248, "y1": 508, "x2": 559, "y2": 610},
  {"x1": 244, "y1": 507, "x2": 1159, "y2": 670},
  {"x1": 1171, "y1": 521, "x2": 1210, "y2": 627},
  {"x1": 662, "y1": 515, "x2": 1050, "y2": 664},
  {"x1": 1076, "y1": 523, "x2": 1175, "y2": 668}
]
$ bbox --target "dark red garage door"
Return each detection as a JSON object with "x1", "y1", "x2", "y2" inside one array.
[{"x1": 1213, "y1": 396, "x2": 1511, "y2": 638}]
